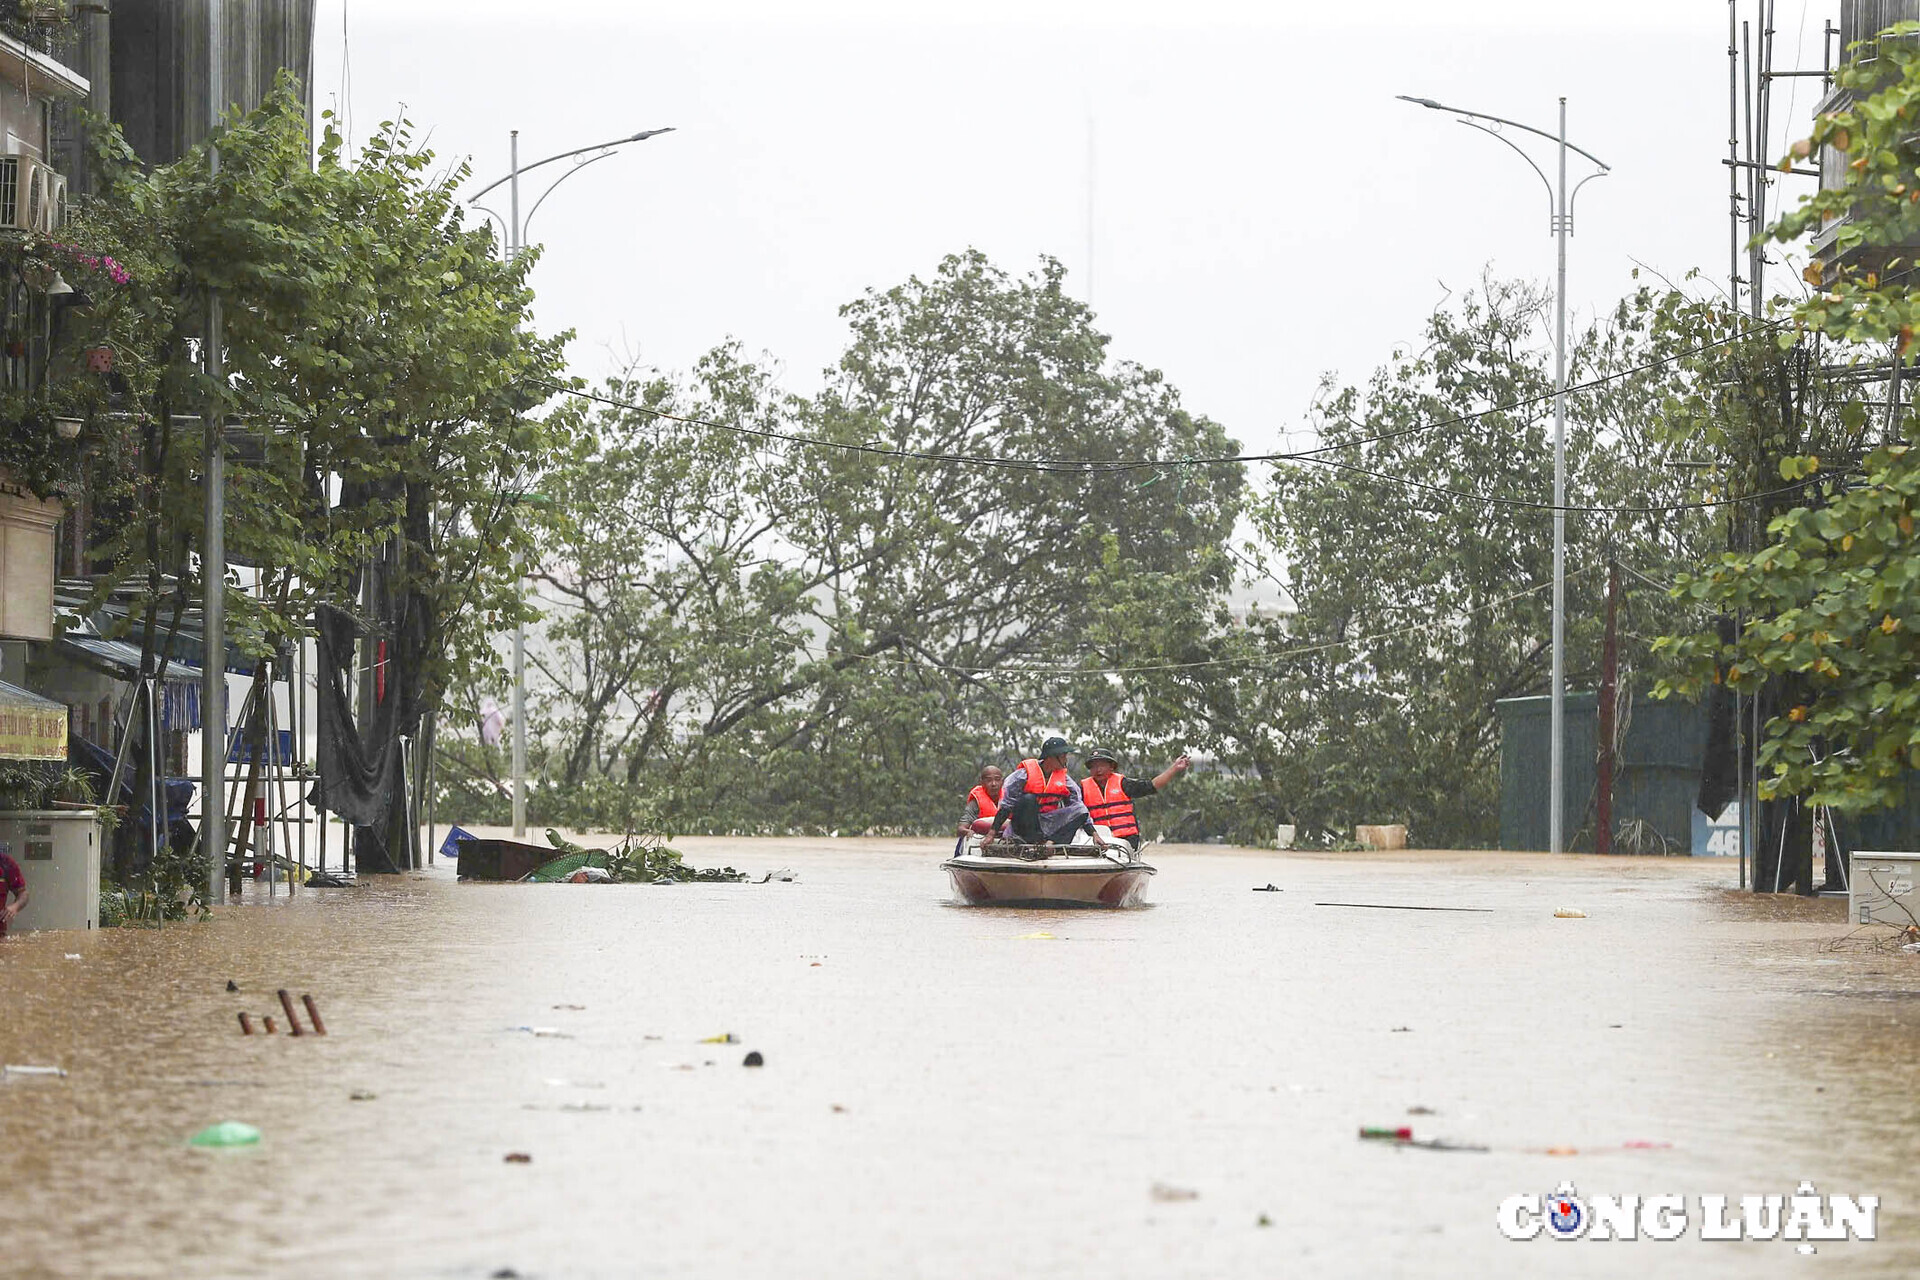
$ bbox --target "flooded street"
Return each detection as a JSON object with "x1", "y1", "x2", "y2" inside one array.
[{"x1": 4, "y1": 839, "x2": 1918, "y2": 1278}]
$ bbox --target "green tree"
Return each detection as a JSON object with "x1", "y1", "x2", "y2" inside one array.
[
  {"x1": 1653, "y1": 21, "x2": 1920, "y2": 828},
  {"x1": 47, "y1": 85, "x2": 566, "y2": 874},
  {"x1": 514, "y1": 251, "x2": 1240, "y2": 834},
  {"x1": 1208, "y1": 279, "x2": 1714, "y2": 848}
]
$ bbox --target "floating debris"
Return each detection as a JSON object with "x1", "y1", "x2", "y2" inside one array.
[
  {"x1": 189, "y1": 1121, "x2": 261, "y2": 1148},
  {"x1": 1150, "y1": 1182, "x2": 1200, "y2": 1202},
  {"x1": 1252, "y1": 884, "x2": 1283, "y2": 892},
  {"x1": 1359, "y1": 1126, "x2": 1412, "y2": 1141},
  {"x1": 699, "y1": 1033, "x2": 739, "y2": 1044},
  {"x1": 1016, "y1": 931, "x2": 1057, "y2": 940},
  {"x1": 503, "y1": 1152, "x2": 532, "y2": 1164},
  {"x1": 1554, "y1": 908, "x2": 1588, "y2": 919},
  {"x1": 225, "y1": 979, "x2": 239, "y2": 992},
  {"x1": 1316, "y1": 902, "x2": 1493, "y2": 913},
  {"x1": 3, "y1": 1064, "x2": 67, "y2": 1079},
  {"x1": 349, "y1": 1091, "x2": 376, "y2": 1101},
  {"x1": 743, "y1": 1051, "x2": 765, "y2": 1067}
]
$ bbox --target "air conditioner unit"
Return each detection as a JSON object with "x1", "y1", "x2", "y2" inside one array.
[
  {"x1": 0, "y1": 156, "x2": 59, "y2": 233},
  {"x1": 44, "y1": 170, "x2": 64, "y2": 230}
]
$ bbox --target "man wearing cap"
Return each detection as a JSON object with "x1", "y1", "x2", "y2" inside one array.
[
  {"x1": 1080, "y1": 749, "x2": 1190, "y2": 850},
  {"x1": 990, "y1": 736, "x2": 1096, "y2": 847}
]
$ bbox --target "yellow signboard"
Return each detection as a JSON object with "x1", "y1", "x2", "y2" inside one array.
[{"x1": 0, "y1": 701, "x2": 66, "y2": 760}]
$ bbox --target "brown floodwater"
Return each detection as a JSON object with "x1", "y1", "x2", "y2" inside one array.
[{"x1": 3, "y1": 837, "x2": 1918, "y2": 1278}]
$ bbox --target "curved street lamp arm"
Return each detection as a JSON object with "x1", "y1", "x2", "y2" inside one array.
[
  {"x1": 522, "y1": 151, "x2": 617, "y2": 244},
  {"x1": 469, "y1": 202, "x2": 509, "y2": 242},
  {"x1": 466, "y1": 127, "x2": 675, "y2": 202},
  {"x1": 1570, "y1": 168, "x2": 1610, "y2": 217},
  {"x1": 1455, "y1": 119, "x2": 1555, "y2": 216},
  {"x1": 1397, "y1": 95, "x2": 1610, "y2": 171}
]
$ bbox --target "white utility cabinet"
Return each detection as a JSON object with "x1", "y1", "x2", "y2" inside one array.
[
  {"x1": 1, "y1": 810, "x2": 102, "y2": 932},
  {"x1": 1850, "y1": 850, "x2": 1920, "y2": 928}
]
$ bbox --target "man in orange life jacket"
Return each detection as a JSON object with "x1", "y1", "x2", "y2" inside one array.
[
  {"x1": 989, "y1": 736, "x2": 1096, "y2": 846},
  {"x1": 956, "y1": 765, "x2": 1004, "y2": 837},
  {"x1": 1080, "y1": 747, "x2": 1190, "y2": 850}
]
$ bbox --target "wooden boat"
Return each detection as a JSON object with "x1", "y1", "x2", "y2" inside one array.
[{"x1": 943, "y1": 830, "x2": 1155, "y2": 907}]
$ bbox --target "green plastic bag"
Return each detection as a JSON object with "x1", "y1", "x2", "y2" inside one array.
[{"x1": 189, "y1": 1121, "x2": 261, "y2": 1148}]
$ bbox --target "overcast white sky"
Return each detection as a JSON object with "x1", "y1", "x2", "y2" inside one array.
[{"x1": 310, "y1": 0, "x2": 1831, "y2": 455}]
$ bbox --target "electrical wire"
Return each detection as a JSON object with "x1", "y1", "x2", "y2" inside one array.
[
  {"x1": 545, "y1": 563, "x2": 1604, "y2": 682},
  {"x1": 538, "y1": 316, "x2": 1809, "y2": 514}
]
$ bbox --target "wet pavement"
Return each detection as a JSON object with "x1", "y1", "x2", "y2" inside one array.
[{"x1": 2, "y1": 838, "x2": 1917, "y2": 1278}]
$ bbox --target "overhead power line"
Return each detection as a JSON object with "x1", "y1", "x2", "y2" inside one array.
[{"x1": 540, "y1": 314, "x2": 1792, "y2": 478}]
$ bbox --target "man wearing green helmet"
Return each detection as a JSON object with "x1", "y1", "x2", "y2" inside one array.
[{"x1": 1079, "y1": 747, "x2": 1190, "y2": 850}]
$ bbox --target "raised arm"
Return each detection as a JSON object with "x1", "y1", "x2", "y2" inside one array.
[{"x1": 1150, "y1": 754, "x2": 1191, "y2": 791}]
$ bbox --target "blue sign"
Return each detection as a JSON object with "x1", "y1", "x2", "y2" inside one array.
[
  {"x1": 437, "y1": 825, "x2": 475, "y2": 861},
  {"x1": 1692, "y1": 802, "x2": 1742, "y2": 857}
]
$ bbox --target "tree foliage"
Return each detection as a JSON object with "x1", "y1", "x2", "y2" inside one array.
[
  {"x1": 1652, "y1": 23, "x2": 1920, "y2": 813},
  {"x1": 499, "y1": 251, "x2": 1239, "y2": 834},
  {"x1": 29, "y1": 81, "x2": 566, "y2": 872}
]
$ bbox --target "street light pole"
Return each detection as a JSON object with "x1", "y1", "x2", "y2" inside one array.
[
  {"x1": 509, "y1": 129, "x2": 526, "y2": 838},
  {"x1": 468, "y1": 125, "x2": 674, "y2": 839},
  {"x1": 203, "y1": 0, "x2": 227, "y2": 904},
  {"x1": 1397, "y1": 94, "x2": 1608, "y2": 855},
  {"x1": 1550, "y1": 97, "x2": 1570, "y2": 861}
]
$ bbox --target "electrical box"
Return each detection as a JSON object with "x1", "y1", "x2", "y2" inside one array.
[
  {"x1": 0, "y1": 810, "x2": 101, "y2": 933},
  {"x1": 1850, "y1": 850, "x2": 1920, "y2": 928}
]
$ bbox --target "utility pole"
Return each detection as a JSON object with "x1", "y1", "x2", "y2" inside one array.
[
  {"x1": 1397, "y1": 94, "x2": 1608, "y2": 854},
  {"x1": 509, "y1": 129, "x2": 526, "y2": 838},
  {"x1": 1550, "y1": 96, "x2": 1569, "y2": 859},
  {"x1": 467, "y1": 125, "x2": 674, "y2": 839},
  {"x1": 1596, "y1": 559, "x2": 1620, "y2": 856},
  {"x1": 202, "y1": 0, "x2": 227, "y2": 905}
]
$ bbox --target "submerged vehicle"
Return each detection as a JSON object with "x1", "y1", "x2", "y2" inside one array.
[{"x1": 943, "y1": 828, "x2": 1155, "y2": 908}]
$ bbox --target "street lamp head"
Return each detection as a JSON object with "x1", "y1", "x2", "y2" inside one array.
[
  {"x1": 1396, "y1": 95, "x2": 1445, "y2": 110},
  {"x1": 629, "y1": 127, "x2": 677, "y2": 142}
]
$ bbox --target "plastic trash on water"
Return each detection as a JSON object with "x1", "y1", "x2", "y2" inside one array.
[
  {"x1": 189, "y1": 1121, "x2": 262, "y2": 1147},
  {"x1": 699, "y1": 1033, "x2": 739, "y2": 1044},
  {"x1": 4, "y1": 1064, "x2": 67, "y2": 1079}
]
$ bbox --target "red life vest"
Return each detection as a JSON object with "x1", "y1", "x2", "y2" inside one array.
[
  {"x1": 967, "y1": 784, "x2": 1001, "y2": 818},
  {"x1": 1081, "y1": 773, "x2": 1139, "y2": 840},
  {"x1": 1015, "y1": 758, "x2": 1076, "y2": 814}
]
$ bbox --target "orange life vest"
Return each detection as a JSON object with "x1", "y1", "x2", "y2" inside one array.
[
  {"x1": 967, "y1": 784, "x2": 1001, "y2": 818},
  {"x1": 1081, "y1": 773, "x2": 1139, "y2": 840},
  {"x1": 1015, "y1": 758, "x2": 1076, "y2": 815}
]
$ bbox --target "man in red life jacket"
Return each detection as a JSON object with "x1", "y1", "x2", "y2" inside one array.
[
  {"x1": 990, "y1": 736, "x2": 1095, "y2": 847},
  {"x1": 957, "y1": 765, "x2": 1004, "y2": 837},
  {"x1": 1080, "y1": 747, "x2": 1190, "y2": 850}
]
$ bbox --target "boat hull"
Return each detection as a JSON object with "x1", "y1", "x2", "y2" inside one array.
[{"x1": 942, "y1": 857, "x2": 1155, "y2": 908}]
